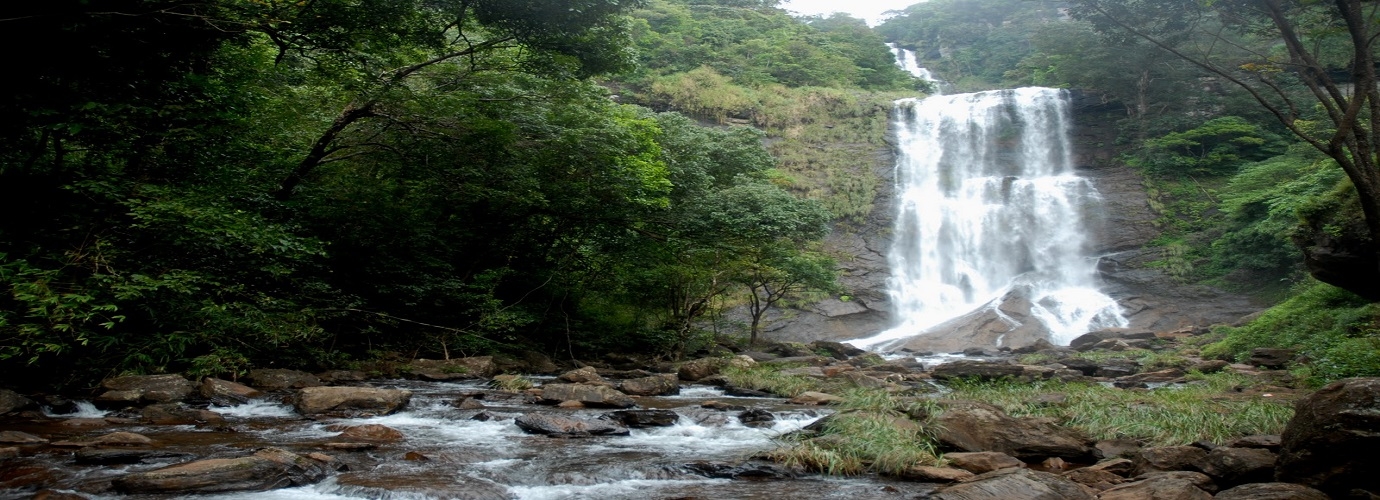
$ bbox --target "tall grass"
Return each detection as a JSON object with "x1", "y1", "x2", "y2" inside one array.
[
  {"x1": 944, "y1": 373, "x2": 1294, "y2": 446},
  {"x1": 771, "y1": 388, "x2": 942, "y2": 475},
  {"x1": 720, "y1": 364, "x2": 817, "y2": 397}
]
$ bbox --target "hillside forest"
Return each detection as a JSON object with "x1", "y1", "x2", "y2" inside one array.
[{"x1": 1, "y1": 0, "x2": 1378, "y2": 390}]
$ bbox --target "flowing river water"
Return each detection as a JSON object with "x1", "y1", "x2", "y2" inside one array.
[{"x1": 0, "y1": 380, "x2": 940, "y2": 499}]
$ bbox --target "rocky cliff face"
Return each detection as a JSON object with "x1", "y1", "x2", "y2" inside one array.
[
  {"x1": 1068, "y1": 92, "x2": 1263, "y2": 335},
  {"x1": 756, "y1": 136, "x2": 898, "y2": 343},
  {"x1": 762, "y1": 90, "x2": 1264, "y2": 349}
]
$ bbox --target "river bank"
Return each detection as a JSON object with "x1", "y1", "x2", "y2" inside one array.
[{"x1": 0, "y1": 332, "x2": 1374, "y2": 499}]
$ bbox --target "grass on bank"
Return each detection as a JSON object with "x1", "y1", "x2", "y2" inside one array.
[
  {"x1": 943, "y1": 373, "x2": 1294, "y2": 447},
  {"x1": 1203, "y1": 280, "x2": 1380, "y2": 385},
  {"x1": 765, "y1": 371, "x2": 1294, "y2": 476},
  {"x1": 720, "y1": 364, "x2": 818, "y2": 397},
  {"x1": 770, "y1": 388, "x2": 943, "y2": 476}
]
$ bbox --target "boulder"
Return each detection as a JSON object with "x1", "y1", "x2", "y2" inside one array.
[
  {"x1": 141, "y1": 404, "x2": 226, "y2": 426},
  {"x1": 1094, "y1": 439, "x2": 1141, "y2": 460},
  {"x1": 558, "y1": 367, "x2": 606, "y2": 384},
  {"x1": 199, "y1": 378, "x2": 263, "y2": 406},
  {"x1": 789, "y1": 391, "x2": 844, "y2": 405},
  {"x1": 619, "y1": 374, "x2": 679, "y2": 396},
  {"x1": 1247, "y1": 348, "x2": 1296, "y2": 369},
  {"x1": 112, "y1": 447, "x2": 331, "y2": 493},
  {"x1": 603, "y1": 410, "x2": 679, "y2": 428},
  {"x1": 943, "y1": 451, "x2": 1025, "y2": 474},
  {"x1": 1084, "y1": 457, "x2": 1136, "y2": 477},
  {"x1": 93, "y1": 389, "x2": 146, "y2": 409},
  {"x1": 934, "y1": 401, "x2": 1095, "y2": 461},
  {"x1": 930, "y1": 361, "x2": 1024, "y2": 381},
  {"x1": 335, "y1": 424, "x2": 404, "y2": 442},
  {"x1": 0, "y1": 431, "x2": 48, "y2": 444},
  {"x1": 1093, "y1": 359, "x2": 1140, "y2": 378},
  {"x1": 1070, "y1": 329, "x2": 1157, "y2": 350},
  {"x1": 1096, "y1": 471, "x2": 1214, "y2": 500},
  {"x1": 454, "y1": 397, "x2": 485, "y2": 410},
  {"x1": 684, "y1": 461, "x2": 796, "y2": 480},
  {"x1": 678, "y1": 355, "x2": 754, "y2": 382},
  {"x1": 1061, "y1": 467, "x2": 1124, "y2": 491},
  {"x1": 1276, "y1": 377, "x2": 1380, "y2": 496},
  {"x1": 408, "y1": 357, "x2": 497, "y2": 381},
  {"x1": 1191, "y1": 359, "x2": 1230, "y2": 374},
  {"x1": 809, "y1": 340, "x2": 865, "y2": 360},
  {"x1": 1198, "y1": 446, "x2": 1275, "y2": 487},
  {"x1": 1213, "y1": 482, "x2": 1330, "y2": 500},
  {"x1": 316, "y1": 370, "x2": 367, "y2": 385},
  {"x1": 737, "y1": 409, "x2": 775, "y2": 428},
  {"x1": 1115, "y1": 368, "x2": 1185, "y2": 385},
  {"x1": 246, "y1": 369, "x2": 322, "y2": 390},
  {"x1": 514, "y1": 413, "x2": 629, "y2": 437},
  {"x1": 294, "y1": 387, "x2": 411, "y2": 418},
  {"x1": 901, "y1": 465, "x2": 974, "y2": 483},
  {"x1": 87, "y1": 431, "x2": 154, "y2": 446},
  {"x1": 537, "y1": 383, "x2": 635, "y2": 408},
  {"x1": 97, "y1": 374, "x2": 195, "y2": 405},
  {"x1": 928, "y1": 467, "x2": 1095, "y2": 500},
  {"x1": 75, "y1": 447, "x2": 192, "y2": 465},
  {"x1": 1227, "y1": 434, "x2": 1281, "y2": 451},
  {"x1": 0, "y1": 389, "x2": 34, "y2": 415},
  {"x1": 1134, "y1": 446, "x2": 1207, "y2": 475}
]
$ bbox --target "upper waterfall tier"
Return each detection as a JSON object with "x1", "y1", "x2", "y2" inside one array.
[{"x1": 851, "y1": 88, "x2": 1126, "y2": 351}]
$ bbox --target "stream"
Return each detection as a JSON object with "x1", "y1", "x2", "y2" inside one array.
[{"x1": 0, "y1": 380, "x2": 939, "y2": 499}]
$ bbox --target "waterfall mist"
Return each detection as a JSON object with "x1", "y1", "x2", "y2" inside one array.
[{"x1": 851, "y1": 88, "x2": 1126, "y2": 350}]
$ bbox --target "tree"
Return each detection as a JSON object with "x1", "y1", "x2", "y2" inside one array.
[
  {"x1": 263, "y1": 0, "x2": 645, "y2": 200},
  {"x1": 1068, "y1": 0, "x2": 1380, "y2": 300},
  {"x1": 739, "y1": 246, "x2": 836, "y2": 344}
]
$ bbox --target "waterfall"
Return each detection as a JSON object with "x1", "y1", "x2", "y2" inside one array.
[
  {"x1": 887, "y1": 43, "x2": 943, "y2": 93},
  {"x1": 851, "y1": 88, "x2": 1127, "y2": 350}
]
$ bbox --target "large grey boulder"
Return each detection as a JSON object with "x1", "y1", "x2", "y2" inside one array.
[
  {"x1": 294, "y1": 386, "x2": 411, "y2": 418},
  {"x1": 409, "y1": 357, "x2": 497, "y2": 381},
  {"x1": 1134, "y1": 446, "x2": 1208, "y2": 475},
  {"x1": 199, "y1": 378, "x2": 263, "y2": 406},
  {"x1": 96, "y1": 374, "x2": 195, "y2": 406},
  {"x1": 1199, "y1": 446, "x2": 1276, "y2": 488},
  {"x1": 0, "y1": 389, "x2": 34, "y2": 415},
  {"x1": 928, "y1": 467, "x2": 1095, "y2": 500},
  {"x1": 603, "y1": 410, "x2": 679, "y2": 428},
  {"x1": 677, "y1": 355, "x2": 754, "y2": 381},
  {"x1": 1276, "y1": 377, "x2": 1380, "y2": 496},
  {"x1": 934, "y1": 401, "x2": 1095, "y2": 461},
  {"x1": 514, "y1": 413, "x2": 629, "y2": 437},
  {"x1": 1096, "y1": 471, "x2": 1214, "y2": 500},
  {"x1": 930, "y1": 361, "x2": 1024, "y2": 381},
  {"x1": 246, "y1": 369, "x2": 322, "y2": 390},
  {"x1": 619, "y1": 374, "x2": 679, "y2": 396},
  {"x1": 537, "y1": 384, "x2": 634, "y2": 408},
  {"x1": 112, "y1": 447, "x2": 332, "y2": 493}
]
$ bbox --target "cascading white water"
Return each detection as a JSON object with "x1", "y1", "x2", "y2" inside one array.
[
  {"x1": 851, "y1": 88, "x2": 1127, "y2": 350},
  {"x1": 887, "y1": 43, "x2": 943, "y2": 93}
]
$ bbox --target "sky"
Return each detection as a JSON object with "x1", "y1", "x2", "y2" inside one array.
[{"x1": 778, "y1": 0, "x2": 921, "y2": 26}]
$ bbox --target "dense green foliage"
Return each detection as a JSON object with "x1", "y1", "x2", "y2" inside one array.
[
  {"x1": 0, "y1": 0, "x2": 880, "y2": 388},
  {"x1": 1205, "y1": 281, "x2": 1380, "y2": 384},
  {"x1": 878, "y1": 0, "x2": 1067, "y2": 92},
  {"x1": 628, "y1": 1, "x2": 913, "y2": 90}
]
